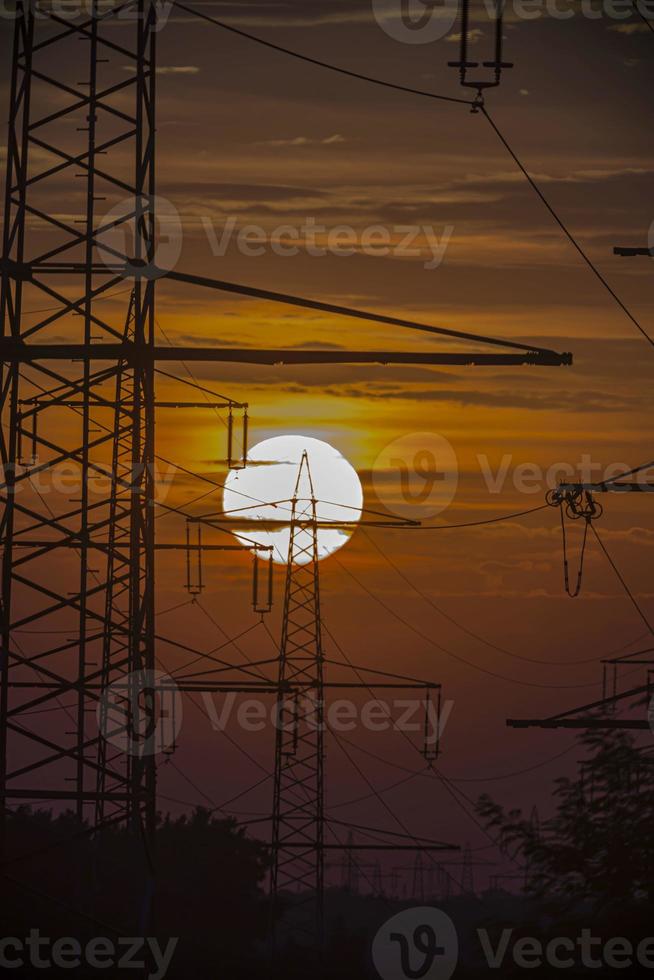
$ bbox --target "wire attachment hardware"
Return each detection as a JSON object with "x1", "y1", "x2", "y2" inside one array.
[
  {"x1": 547, "y1": 487, "x2": 602, "y2": 597},
  {"x1": 448, "y1": 0, "x2": 513, "y2": 94},
  {"x1": 252, "y1": 549, "x2": 274, "y2": 615},
  {"x1": 422, "y1": 685, "x2": 442, "y2": 762},
  {"x1": 227, "y1": 406, "x2": 249, "y2": 470},
  {"x1": 185, "y1": 521, "x2": 204, "y2": 596}
]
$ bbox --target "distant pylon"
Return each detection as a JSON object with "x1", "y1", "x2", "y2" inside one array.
[
  {"x1": 270, "y1": 452, "x2": 325, "y2": 951},
  {"x1": 438, "y1": 864, "x2": 451, "y2": 900},
  {"x1": 524, "y1": 806, "x2": 540, "y2": 891},
  {"x1": 412, "y1": 852, "x2": 425, "y2": 902},
  {"x1": 372, "y1": 861, "x2": 383, "y2": 897},
  {"x1": 345, "y1": 832, "x2": 360, "y2": 894},
  {"x1": 461, "y1": 843, "x2": 474, "y2": 896}
]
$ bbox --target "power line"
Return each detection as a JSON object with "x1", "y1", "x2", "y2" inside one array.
[
  {"x1": 174, "y1": 1, "x2": 652, "y2": 354},
  {"x1": 403, "y1": 503, "x2": 551, "y2": 530},
  {"x1": 362, "y1": 528, "x2": 613, "y2": 667},
  {"x1": 481, "y1": 106, "x2": 654, "y2": 351},
  {"x1": 431, "y1": 766, "x2": 526, "y2": 873},
  {"x1": 633, "y1": 0, "x2": 654, "y2": 34},
  {"x1": 173, "y1": 0, "x2": 475, "y2": 107},
  {"x1": 335, "y1": 731, "x2": 578, "y2": 785},
  {"x1": 330, "y1": 728, "x2": 463, "y2": 887},
  {"x1": 591, "y1": 525, "x2": 654, "y2": 637},
  {"x1": 327, "y1": 769, "x2": 428, "y2": 811},
  {"x1": 332, "y1": 555, "x2": 605, "y2": 690},
  {"x1": 318, "y1": 619, "x2": 569, "y2": 879}
]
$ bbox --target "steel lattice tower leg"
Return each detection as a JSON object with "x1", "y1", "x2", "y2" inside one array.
[
  {"x1": 270, "y1": 452, "x2": 325, "y2": 953},
  {"x1": 0, "y1": 1, "x2": 158, "y2": 925}
]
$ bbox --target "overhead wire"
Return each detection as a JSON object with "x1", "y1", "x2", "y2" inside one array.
[
  {"x1": 172, "y1": 0, "x2": 475, "y2": 107},
  {"x1": 591, "y1": 525, "x2": 654, "y2": 637},
  {"x1": 361, "y1": 527, "x2": 615, "y2": 666},
  {"x1": 633, "y1": 0, "x2": 654, "y2": 34},
  {"x1": 480, "y1": 106, "x2": 654, "y2": 351},
  {"x1": 332, "y1": 554, "x2": 606, "y2": 690},
  {"x1": 175, "y1": 1, "x2": 654, "y2": 353}
]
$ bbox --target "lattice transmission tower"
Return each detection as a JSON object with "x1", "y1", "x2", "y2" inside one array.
[
  {"x1": 0, "y1": 0, "x2": 160, "y2": 883},
  {"x1": 270, "y1": 453, "x2": 325, "y2": 948}
]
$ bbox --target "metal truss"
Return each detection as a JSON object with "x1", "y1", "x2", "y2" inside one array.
[
  {"x1": 270, "y1": 453, "x2": 326, "y2": 948},
  {"x1": 0, "y1": 1, "x2": 163, "y2": 927}
]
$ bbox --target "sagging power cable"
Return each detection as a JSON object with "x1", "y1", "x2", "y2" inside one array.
[{"x1": 547, "y1": 488, "x2": 603, "y2": 598}]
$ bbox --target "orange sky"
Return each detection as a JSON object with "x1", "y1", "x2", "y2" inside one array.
[{"x1": 2, "y1": 2, "x2": 654, "y2": 889}]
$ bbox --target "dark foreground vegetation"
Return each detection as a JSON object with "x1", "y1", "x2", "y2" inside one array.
[{"x1": 2, "y1": 731, "x2": 653, "y2": 978}]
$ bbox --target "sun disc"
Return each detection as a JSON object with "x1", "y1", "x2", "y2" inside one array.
[{"x1": 223, "y1": 435, "x2": 363, "y2": 564}]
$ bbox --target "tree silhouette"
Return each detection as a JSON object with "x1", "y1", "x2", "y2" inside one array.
[
  {"x1": 477, "y1": 728, "x2": 654, "y2": 912},
  {"x1": 2, "y1": 806, "x2": 271, "y2": 978}
]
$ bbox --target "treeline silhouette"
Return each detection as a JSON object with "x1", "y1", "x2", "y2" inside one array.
[
  {"x1": 2, "y1": 807, "x2": 270, "y2": 978},
  {"x1": 2, "y1": 730, "x2": 653, "y2": 977}
]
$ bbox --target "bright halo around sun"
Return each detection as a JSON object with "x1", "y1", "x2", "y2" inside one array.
[{"x1": 223, "y1": 435, "x2": 363, "y2": 565}]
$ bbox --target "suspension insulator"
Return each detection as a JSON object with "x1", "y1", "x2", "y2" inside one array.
[
  {"x1": 185, "y1": 521, "x2": 204, "y2": 596},
  {"x1": 448, "y1": 0, "x2": 513, "y2": 98},
  {"x1": 252, "y1": 550, "x2": 273, "y2": 615}
]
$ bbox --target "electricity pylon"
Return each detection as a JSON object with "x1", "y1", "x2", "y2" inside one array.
[
  {"x1": 270, "y1": 453, "x2": 326, "y2": 949},
  {"x1": 168, "y1": 483, "x2": 459, "y2": 956},
  {"x1": 0, "y1": 3, "x2": 249, "y2": 928},
  {"x1": 0, "y1": 3, "x2": 160, "y2": 918}
]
